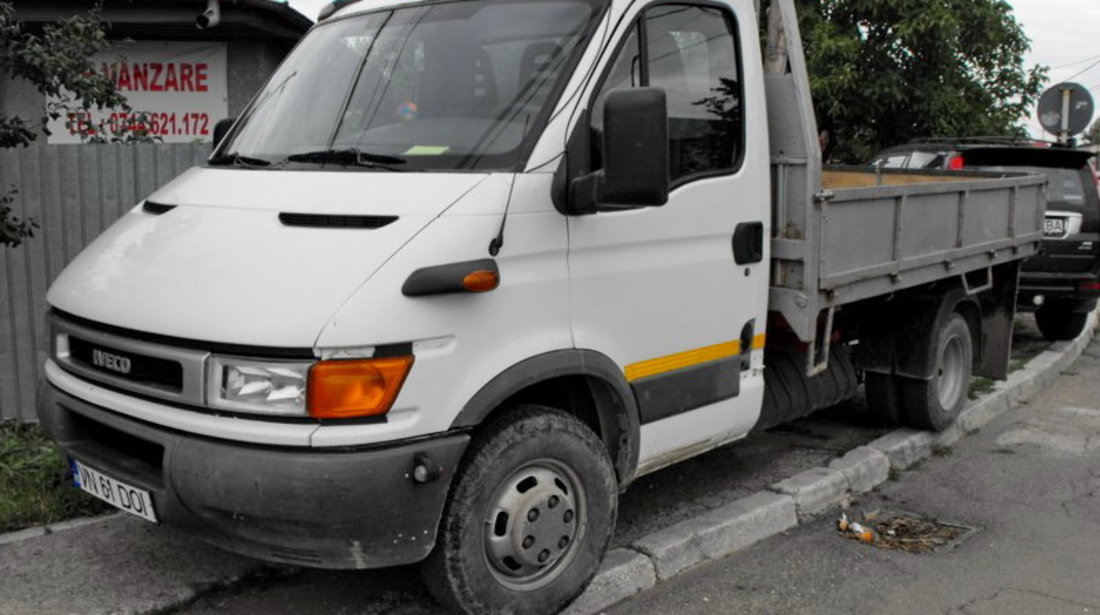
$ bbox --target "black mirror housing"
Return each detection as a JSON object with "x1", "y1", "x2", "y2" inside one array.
[
  {"x1": 212, "y1": 117, "x2": 235, "y2": 147},
  {"x1": 599, "y1": 88, "x2": 669, "y2": 208},
  {"x1": 569, "y1": 87, "x2": 669, "y2": 214}
]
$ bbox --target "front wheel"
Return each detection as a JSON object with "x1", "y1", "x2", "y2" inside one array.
[
  {"x1": 901, "y1": 312, "x2": 973, "y2": 432},
  {"x1": 421, "y1": 405, "x2": 617, "y2": 615}
]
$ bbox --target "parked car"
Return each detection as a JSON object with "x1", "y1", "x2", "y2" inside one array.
[{"x1": 870, "y1": 138, "x2": 1100, "y2": 340}]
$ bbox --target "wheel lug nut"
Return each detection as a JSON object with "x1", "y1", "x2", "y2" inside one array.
[
  {"x1": 523, "y1": 536, "x2": 535, "y2": 549},
  {"x1": 558, "y1": 536, "x2": 569, "y2": 549},
  {"x1": 527, "y1": 509, "x2": 539, "y2": 522},
  {"x1": 538, "y1": 549, "x2": 550, "y2": 563},
  {"x1": 563, "y1": 509, "x2": 574, "y2": 523},
  {"x1": 548, "y1": 495, "x2": 559, "y2": 508}
]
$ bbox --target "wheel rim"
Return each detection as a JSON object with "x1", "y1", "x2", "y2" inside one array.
[
  {"x1": 936, "y1": 335, "x2": 966, "y2": 409},
  {"x1": 482, "y1": 458, "x2": 586, "y2": 591}
]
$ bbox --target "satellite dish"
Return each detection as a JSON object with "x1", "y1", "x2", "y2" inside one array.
[{"x1": 1038, "y1": 82, "x2": 1094, "y2": 139}]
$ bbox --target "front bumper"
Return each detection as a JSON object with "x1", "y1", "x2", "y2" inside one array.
[{"x1": 37, "y1": 379, "x2": 469, "y2": 569}]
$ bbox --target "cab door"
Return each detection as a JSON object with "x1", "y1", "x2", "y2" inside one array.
[{"x1": 567, "y1": 0, "x2": 770, "y2": 472}]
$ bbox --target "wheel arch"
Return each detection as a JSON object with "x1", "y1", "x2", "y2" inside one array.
[{"x1": 451, "y1": 349, "x2": 641, "y2": 486}]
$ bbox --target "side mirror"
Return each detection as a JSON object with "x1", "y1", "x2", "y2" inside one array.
[
  {"x1": 212, "y1": 117, "x2": 236, "y2": 147},
  {"x1": 571, "y1": 87, "x2": 669, "y2": 213}
]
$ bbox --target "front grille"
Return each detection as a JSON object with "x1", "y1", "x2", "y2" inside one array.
[
  {"x1": 51, "y1": 313, "x2": 210, "y2": 406},
  {"x1": 68, "y1": 337, "x2": 183, "y2": 392}
]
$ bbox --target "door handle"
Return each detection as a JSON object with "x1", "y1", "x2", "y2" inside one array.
[{"x1": 733, "y1": 221, "x2": 764, "y2": 265}]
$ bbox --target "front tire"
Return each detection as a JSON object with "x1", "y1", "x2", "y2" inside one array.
[
  {"x1": 901, "y1": 312, "x2": 973, "y2": 432},
  {"x1": 421, "y1": 405, "x2": 617, "y2": 615}
]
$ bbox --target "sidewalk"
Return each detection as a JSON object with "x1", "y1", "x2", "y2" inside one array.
[
  {"x1": 0, "y1": 515, "x2": 264, "y2": 615},
  {"x1": 607, "y1": 338, "x2": 1100, "y2": 615}
]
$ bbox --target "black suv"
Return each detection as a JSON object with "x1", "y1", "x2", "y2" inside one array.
[{"x1": 870, "y1": 138, "x2": 1100, "y2": 340}]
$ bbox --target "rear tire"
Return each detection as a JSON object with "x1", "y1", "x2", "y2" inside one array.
[
  {"x1": 1035, "y1": 304, "x2": 1088, "y2": 341},
  {"x1": 421, "y1": 405, "x2": 617, "y2": 615},
  {"x1": 901, "y1": 313, "x2": 973, "y2": 432}
]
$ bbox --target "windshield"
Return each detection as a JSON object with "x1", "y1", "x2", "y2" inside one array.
[
  {"x1": 212, "y1": 0, "x2": 601, "y2": 171},
  {"x1": 976, "y1": 165, "x2": 1087, "y2": 206}
]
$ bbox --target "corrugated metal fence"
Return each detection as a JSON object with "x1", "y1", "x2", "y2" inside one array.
[{"x1": 0, "y1": 142, "x2": 211, "y2": 422}]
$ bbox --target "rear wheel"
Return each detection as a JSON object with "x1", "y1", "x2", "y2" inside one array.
[
  {"x1": 901, "y1": 313, "x2": 973, "y2": 432},
  {"x1": 421, "y1": 405, "x2": 617, "y2": 615},
  {"x1": 1035, "y1": 303, "x2": 1088, "y2": 341}
]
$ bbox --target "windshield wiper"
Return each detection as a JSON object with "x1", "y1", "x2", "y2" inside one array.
[
  {"x1": 209, "y1": 152, "x2": 275, "y2": 168},
  {"x1": 284, "y1": 148, "x2": 412, "y2": 171}
]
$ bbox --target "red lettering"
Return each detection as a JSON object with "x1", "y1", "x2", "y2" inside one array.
[
  {"x1": 117, "y1": 63, "x2": 131, "y2": 90},
  {"x1": 195, "y1": 63, "x2": 208, "y2": 92},
  {"x1": 180, "y1": 64, "x2": 194, "y2": 91},
  {"x1": 164, "y1": 63, "x2": 179, "y2": 91},
  {"x1": 132, "y1": 64, "x2": 148, "y2": 91},
  {"x1": 149, "y1": 63, "x2": 164, "y2": 91}
]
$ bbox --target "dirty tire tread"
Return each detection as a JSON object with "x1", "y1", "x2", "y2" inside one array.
[
  {"x1": 421, "y1": 405, "x2": 617, "y2": 615},
  {"x1": 901, "y1": 313, "x2": 973, "y2": 432}
]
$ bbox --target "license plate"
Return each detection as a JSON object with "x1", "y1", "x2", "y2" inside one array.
[
  {"x1": 72, "y1": 459, "x2": 158, "y2": 523},
  {"x1": 1044, "y1": 217, "x2": 1067, "y2": 238}
]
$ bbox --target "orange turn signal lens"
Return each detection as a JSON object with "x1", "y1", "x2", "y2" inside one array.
[
  {"x1": 307, "y1": 356, "x2": 414, "y2": 419},
  {"x1": 461, "y1": 269, "x2": 500, "y2": 293}
]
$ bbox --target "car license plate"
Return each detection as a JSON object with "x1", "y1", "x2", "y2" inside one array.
[
  {"x1": 72, "y1": 459, "x2": 158, "y2": 523},
  {"x1": 1044, "y1": 217, "x2": 1067, "y2": 238}
]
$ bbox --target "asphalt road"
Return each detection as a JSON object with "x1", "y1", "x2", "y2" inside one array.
[
  {"x1": 608, "y1": 334, "x2": 1100, "y2": 615},
  {"x1": 172, "y1": 317, "x2": 1056, "y2": 615}
]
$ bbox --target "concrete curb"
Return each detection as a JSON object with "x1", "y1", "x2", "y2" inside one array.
[
  {"x1": 569, "y1": 311, "x2": 1098, "y2": 613},
  {"x1": 0, "y1": 512, "x2": 119, "y2": 547}
]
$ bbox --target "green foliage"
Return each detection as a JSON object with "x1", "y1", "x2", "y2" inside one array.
[
  {"x1": 795, "y1": 0, "x2": 1048, "y2": 163},
  {"x1": 0, "y1": 2, "x2": 160, "y2": 247},
  {"x1": 0, "y1": 189, "x2": 37, "y2": 247},
  {"x1": 0, "y1": 421, "x2": 111, "y2": 533},
  {"x1": 968, "y1": 376, "x2": 995, "y2": 400},
  {"x1": 0, "y1": 2, "x2": 159, "y2": 146}
]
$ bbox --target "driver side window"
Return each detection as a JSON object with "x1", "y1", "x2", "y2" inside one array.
[{"x1": 590, "y1": 4, "x2": 742, "y2": 184}]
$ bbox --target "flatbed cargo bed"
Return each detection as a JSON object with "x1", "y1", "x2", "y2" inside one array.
[
  {"x1": 770, "y1": 165, "x2": 1044, "y2": 354},
  {"x1": 761, "y1": 0, "x2": 1046, "y2": 368}
]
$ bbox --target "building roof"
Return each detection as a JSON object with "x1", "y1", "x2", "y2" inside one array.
[{"x1": 12, "y1": 0, "x2": 312, "y2": 42}]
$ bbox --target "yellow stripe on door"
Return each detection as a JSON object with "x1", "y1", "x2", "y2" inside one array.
[
  {"x1": 624, "y1": 341, "x2": 742, "y2": 382},
  {"x1": 752, "y1": 333, "x2": 767, "y2": 350}
]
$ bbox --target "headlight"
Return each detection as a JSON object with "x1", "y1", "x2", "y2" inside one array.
[
  {"x1": 208, "y1": 356, "x2": 312, "y2": 416},
  {"x1": 207, "y1": 355, "x2": 415, "y2": 418}
]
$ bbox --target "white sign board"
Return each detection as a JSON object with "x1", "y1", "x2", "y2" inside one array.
[{"x1": 46, "y1": 41, "x2": 228, "y2": 144}]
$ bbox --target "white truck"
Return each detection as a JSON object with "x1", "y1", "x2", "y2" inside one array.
[{"x1": 38, "y1": 0, "x2": 1045, "y2": 613}]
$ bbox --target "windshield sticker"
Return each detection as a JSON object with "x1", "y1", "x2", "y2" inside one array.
[
  {"x1": 397, "y1": 101, "x2": 419, "y2": 121},
  {"x1": 404, "y1": 145, "x2": 450, "y2": 156}
]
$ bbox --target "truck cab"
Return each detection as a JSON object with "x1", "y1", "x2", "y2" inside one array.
[{"x1": 40, "y1": 0, "x2": 770, "y2": 611}]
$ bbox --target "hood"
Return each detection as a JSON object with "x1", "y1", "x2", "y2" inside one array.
[{"x1": 47, "y1": 167, "x2": 489, "y2": 348}]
